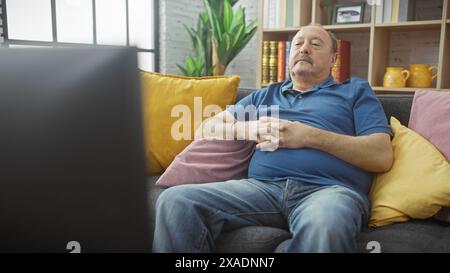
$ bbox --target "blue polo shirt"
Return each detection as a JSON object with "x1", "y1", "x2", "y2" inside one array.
[{"x1": 227, "y1": 76, "x2": 392, "y2": 195}]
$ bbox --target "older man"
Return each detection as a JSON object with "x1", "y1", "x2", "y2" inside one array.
[{"x1": 152, "y1": 24, "x2": 393, "y2": 253}]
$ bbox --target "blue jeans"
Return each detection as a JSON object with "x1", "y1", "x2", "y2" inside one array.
[{"x1": 152, "y1": 178, "x2": 370, "y2": 253}]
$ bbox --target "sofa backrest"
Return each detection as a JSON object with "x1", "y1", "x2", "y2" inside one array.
[{"x1": 236, "y1": 88, "x2": 413, "y2": 126}]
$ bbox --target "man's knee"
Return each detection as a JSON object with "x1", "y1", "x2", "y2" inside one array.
[
  {"x1": 298, "y1": 198, "x2": 363, "y2": 235},
  {"x1": 155, "y1": 185, "x2": 200, "y2": 214}
]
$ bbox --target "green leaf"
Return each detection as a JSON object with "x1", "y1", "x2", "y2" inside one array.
[
  {"x1": 227, "y1": 27, "x2": 257, "y2": 66},
  {"x1": 186, "y1": 56, "x2": 196, "y2": 73},
  {"x1": 231, "y1": 24, "x2": 245, "y2": 49},
  {"x1": 176, "y1": 64, "x2": 188, "y2": 76},
  {"x1": 203, "y1": 0, "x2": 222, "y2": 44},
  {"x1": 229, "y1": 0, "x2": 239, "y2": 6},
  {"x1": 234, "y1": 7, "x2": 245, "y2": 26},
  {"x1": 223, "y1": 0, "x2": 233, "y2": 33}
]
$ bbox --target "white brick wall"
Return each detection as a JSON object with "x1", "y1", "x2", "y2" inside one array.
[
  {"x1": 160, "y1": 0, "x2": 259, "y2": 88},
  {"x1": 159, "y1": 0, "x2": 204, "y2": 75},
  {"x1": 225, "y1": 0, "x2": 259, "y2": 88}
]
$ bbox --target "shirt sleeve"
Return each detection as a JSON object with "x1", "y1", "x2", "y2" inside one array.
[{"x1": 353, "y1": 81, "x2": 392, "y2": 136}]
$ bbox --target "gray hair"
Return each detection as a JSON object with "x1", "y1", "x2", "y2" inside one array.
[{"x1": 299, "y1": 23, "x2": 338, "y2": 53}]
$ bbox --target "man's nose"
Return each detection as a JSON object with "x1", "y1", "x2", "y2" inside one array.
[{"x1": 300, "y1": 43, "x2": 311, "y2": 55}]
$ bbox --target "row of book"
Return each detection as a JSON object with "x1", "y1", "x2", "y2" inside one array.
[
  {"x1": 262, "y1": 41, "x2": 291, "y2": 85},
  {"x1": 375, "y1": 0, "x2": 416, "y2": 23},
  {"x1": 263, "y1": 0, "x2": 306, "y2": 29},
  {"x1": 262, "y1": 40, "x2": 351, "y2": 86}
]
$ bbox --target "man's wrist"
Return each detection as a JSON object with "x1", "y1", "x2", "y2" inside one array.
[{"x1": 305, "y1": 126, "x2": 334, "y2": 150}]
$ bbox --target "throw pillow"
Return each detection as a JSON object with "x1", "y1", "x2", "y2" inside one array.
[
  {"x1": 141, "y1": 72, "x2": 240, "y2": 175},
  {"x1": 369, "y1": 117, "x2": 450, "y2": 227},
  {"x1": 408, "y1": 90, "x2": 450, "y2": 162},
  {"x1": 408, "y1": 90, "x2": 450, "y2": 222},
  {"x1": 155, "y1": 139, "x2": 255, "y2": 187}
]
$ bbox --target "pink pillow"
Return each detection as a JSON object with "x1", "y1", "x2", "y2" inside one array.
[
  {"x1": 155, "y1": 140, "x2": 255, "y2": 187},
  {"x1": 409, "y1": 90, "x2": 450, "y2": 161},
  {"x1": 408, "y1": 90, "x2": 450, "y2": 222}
]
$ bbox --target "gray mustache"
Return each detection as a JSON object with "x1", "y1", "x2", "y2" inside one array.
[{"x1": 298, "y1": 57, "x2": 313, "y2": 64}]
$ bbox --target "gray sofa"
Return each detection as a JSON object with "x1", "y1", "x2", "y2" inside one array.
[{"x1": 148, "y1": 88, "x2": 450, "y2": 253}]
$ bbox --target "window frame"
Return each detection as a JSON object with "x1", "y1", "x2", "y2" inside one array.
[{"x1": 0, "y1": 0, "x2": 159, "y2": 72}]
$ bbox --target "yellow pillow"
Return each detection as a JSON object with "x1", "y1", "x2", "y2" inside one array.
[
  {"x1": 141, "y1": 72, "x2": 240, "y2": 175},
  {"x1": 369, "y1": 117, "x2": 450, "y2": 227}
]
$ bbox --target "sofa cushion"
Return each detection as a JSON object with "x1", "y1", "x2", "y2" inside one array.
[
  {"x1": 408, "y1": 90, "x2": 450, "y2": 162},
  {"x1": 407, "y1": 90, "x2": 450, "y2": 223},
  {"x1": 235, "y1": 88, "x2": 255, "y2": 102},
  {"x1": 147, "y1": 176, "x2": 164, "y2": 245},
  {"x1": 369, "y1": 117, "x2": 450, "y2": 227},
  {"x1": 140, "y1": 72, "x2": 240, "y2": 175},
  {"x1": 357, "y1": 220, "x2": 450, "y2": 252},
  {"x1": 376, "y1": 95, "x2": 413, "y2": 126},
  {"x1": 215, "y1": 226, "x2": 291, "y2": 253},
  {"x1": 155, "y1": 140, "x2": 255, "y2": 187}
]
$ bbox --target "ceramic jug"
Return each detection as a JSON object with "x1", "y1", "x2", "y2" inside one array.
[
  {"x1": 406, "y1": 64, "x2": 438, "y2": 88},
  {"x1": 383, "y1": 67, "x2": 410, "y2": 88}
]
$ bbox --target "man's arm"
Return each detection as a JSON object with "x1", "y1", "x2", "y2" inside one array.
[
  {"x1": 258, "y1": 118, "x2": 393, "y2": 173},
  {"x1": 194, "y1": 110, "x2": 260, "y2": 141}
]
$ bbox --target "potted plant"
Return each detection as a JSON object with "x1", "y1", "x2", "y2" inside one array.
[{"x1": 177, "y1": 0, "x2": 257, "y2": 76}]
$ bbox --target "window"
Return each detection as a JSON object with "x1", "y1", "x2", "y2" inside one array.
[{"x1": 1, "y1": 0, "x2": 159, "y2": 72}]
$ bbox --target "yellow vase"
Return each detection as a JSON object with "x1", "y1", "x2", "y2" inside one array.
[
  {"x1": 383, "y1": 67, "x2": 410, "y2": 88},
  {"x1": 406, "y1": 64, "x2": 438, "y2": 88}
]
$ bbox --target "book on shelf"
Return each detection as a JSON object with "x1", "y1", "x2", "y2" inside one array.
[
  {"x1": 285, "y1": 40, "x2": 291, "y2": 81},
  {"x1": 264, "y1": 0, "x2": 277, "y2": 28},
  {"x1": 398, "y1": 0, "x2": 416, "y2": 22},
  {"x1": 268, "y1": 41, "x2": 278, "y2": 84},
  {"x1": 262, "y1": 41, "x2": 270, "y2": 85},
  {"x1": 391, "y1": 0, "x2": 400, "y2": 23},
  {"x1": 383, "y1": 0, "x2": 393, "y2": 23},
  {"x1": 285, "y1": 0, "x2": 294, "y2": 27},
  {"x1": 278, "y1": 0, "x2": 287, "y2": 29},
  {"x1": 292, "y1": 0, "x2": 302, "y2": 27},
  {"x1": 380, "y1": 0, "x2": 416, "y2": 23},
  {"x1": 375, "y1": 0, "x2": 384, "y2": 23},
  {"x1": 264, "y1": 0, "x2": 306, "y2": 28},
  {"x1": 332, "y1": 40, "x2": 351, "y2": 83},
  {"x1": 277, "y1": 41, "x2": 286, "y2": 82}
]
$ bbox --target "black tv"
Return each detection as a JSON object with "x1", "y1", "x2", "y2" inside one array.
[{"x1": 0, "y1": 47, "x2": 151, "y2": 252}]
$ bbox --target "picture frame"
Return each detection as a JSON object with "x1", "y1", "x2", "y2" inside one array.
[{"x1": 332, "y1": 2, "x2": 365, "y2": 24}]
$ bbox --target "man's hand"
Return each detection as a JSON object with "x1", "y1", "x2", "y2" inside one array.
[{"x1": 256, "y1": 117, "x2": 314, "y2": 151}]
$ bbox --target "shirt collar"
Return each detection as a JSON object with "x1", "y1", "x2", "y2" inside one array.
[{"x1": 281, "y1": 75, "x2": 340, "y2": 95}]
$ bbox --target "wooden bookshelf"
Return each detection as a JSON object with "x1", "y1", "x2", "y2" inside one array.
[
  {"x1": 442, "y1": 22, "x2": 450, "y2": 89},
  {"x1": 257, "y1": 0, "x2": 450, "y2": 94},
  {"x1": 372, "y1": 86, "x2": 450, "y2": 92},
  {"x1": 323, "y1": 23, "x2": 371, "y2": 32},
  {"x1": 374, "y1": 19, "x2": 442, "y2": 29}
]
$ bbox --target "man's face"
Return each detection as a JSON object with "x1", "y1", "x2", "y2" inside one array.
[{"x1": 289, "y1": 26, "x2": 336, "y2": 80}]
